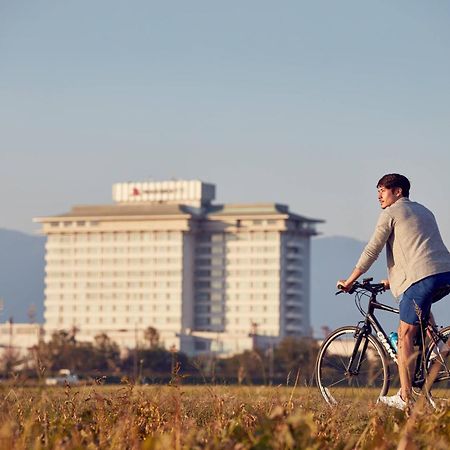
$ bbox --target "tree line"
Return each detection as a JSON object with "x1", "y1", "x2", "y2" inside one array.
[{"x1": 0, "y1": 327, "x2": 319, "y2": 385}]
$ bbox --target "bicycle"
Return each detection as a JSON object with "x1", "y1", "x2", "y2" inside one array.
[{"x1": 315, "y1": 277, "x2": 450, "y2": 408}]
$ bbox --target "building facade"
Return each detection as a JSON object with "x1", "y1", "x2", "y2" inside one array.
[
  {"x1": 0, "y1": 322, "x2": 43, "y2": 366},
  {"x1": 34, "y1": 180, "x2": 322, "y2": 355}
]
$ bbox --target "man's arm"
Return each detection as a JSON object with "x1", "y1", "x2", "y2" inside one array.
[
  {"x1": 337, "y1": 211, "x2": 393, "y2": 291},
  {"x1": 337, "y1": 267, "x2": 364, "y2": 291},
  {"x1": 356, "y1": 210, "x2": 393, "y2": 273}
]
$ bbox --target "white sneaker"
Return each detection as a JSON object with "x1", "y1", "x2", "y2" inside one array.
[{"x1": 377, "y1": 392, "x2": 407, "y2": 411}]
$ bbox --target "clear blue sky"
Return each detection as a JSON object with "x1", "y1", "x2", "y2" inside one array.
[{"x1": 1, "y1": 1, "x2": 450, "y2": 243}]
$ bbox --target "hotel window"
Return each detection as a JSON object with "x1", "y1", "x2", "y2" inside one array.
[
  {"x1": 116, "y1": 232, "x2": 127, "y2": 242},
  {"x1": 195, "y1": 269, "x2": 211, "y2": 277},
  {"x1": 211, "y1": 246, "x2": 223, "y2": 254}
]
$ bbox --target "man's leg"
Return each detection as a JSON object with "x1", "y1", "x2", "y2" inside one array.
[{"x1": 398, "y1": 320, "x2": 418, "y2": 402}]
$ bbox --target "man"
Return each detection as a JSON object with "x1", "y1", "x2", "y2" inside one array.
[{"x1": 337, "y1": 173, "x2": 450, "y2": 410}]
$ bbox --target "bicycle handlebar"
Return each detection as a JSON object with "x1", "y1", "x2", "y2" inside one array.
[{"x1": 336, "y1": 278, "x2": 385, "y2": 296}]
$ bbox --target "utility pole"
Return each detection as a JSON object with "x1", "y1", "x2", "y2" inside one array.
[
  {"x1": 268, "y1": 344, "x2": 274, "y2": 386},
  {"x1": 8, "y1": 316, "x2": 13, "y2": 355},
  {"x1": 28, "y1": 304, "x2": 37, "y2": 324},
  {"x1": 250, "y1": 321, "x2": 259, "y2": 350},
  {"x1": 133, "y1": 324, "x2": 138, "y2": 384}
]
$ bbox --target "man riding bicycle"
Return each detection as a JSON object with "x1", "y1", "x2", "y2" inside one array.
[{"x1": 337, "y1": 173, "x2": 450, "y2": 410}]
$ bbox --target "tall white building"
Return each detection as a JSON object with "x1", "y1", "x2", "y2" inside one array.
[{"x1": 34, "y1": 180, "x2": 322, "y2": 355}]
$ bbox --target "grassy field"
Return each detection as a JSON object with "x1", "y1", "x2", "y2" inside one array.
[{"x1": 0, "y1": 381, "x2": 449, "y2": 449}]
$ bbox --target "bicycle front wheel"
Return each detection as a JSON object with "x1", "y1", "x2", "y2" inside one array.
[{"x1": 315, "y1": 326, "x2": 390, "y2": 406}]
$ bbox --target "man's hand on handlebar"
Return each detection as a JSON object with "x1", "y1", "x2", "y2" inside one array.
[
  {"x1": 337, "y1": 268, "x2": 364, "y2": 293},
  {"x1": 336, "y1": 278, "x2": 388, "y2": 295},
  {"x1": 336, "y1": 280, "x2": 353, "y2": 292}
]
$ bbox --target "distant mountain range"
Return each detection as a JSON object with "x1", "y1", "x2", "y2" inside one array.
[
  {"x1": 310, "y1": 236, "x2": 395, "y2": 336},
  {"x1": 1, "y1": 229, "x2": 448, "y2": 337},
  {"x1": 0, "y1": 229, "x2": 45, "y2": 324}
]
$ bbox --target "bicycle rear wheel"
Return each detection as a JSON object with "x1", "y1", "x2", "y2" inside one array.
[
  {"x1": 425, "y1": 325, "x2": 450, "y2": 408},
  {"x1": 315, "y1": 326, "x2": 390, "y2": 405}
]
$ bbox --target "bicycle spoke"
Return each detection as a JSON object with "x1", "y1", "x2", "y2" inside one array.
[
  {"x1": 316, "y1": 327, "x2": 389, "y2": 405},
  {"x1": 327, "y1": 376, "x2": 350, "y2": 388}
]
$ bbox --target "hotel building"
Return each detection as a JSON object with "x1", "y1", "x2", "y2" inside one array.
[{"x1": 34, "y1": 180, "x2": 322, "y2": 355}]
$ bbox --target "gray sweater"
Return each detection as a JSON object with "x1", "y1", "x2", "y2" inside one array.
[{"x1": 356, "y1": 197, "x2": 450, "y2": 298}]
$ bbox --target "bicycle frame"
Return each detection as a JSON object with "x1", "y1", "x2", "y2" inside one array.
[
  {"x1": 346, "y1": 293, "x2": 399, "y2": 378},
  {"x1": 366, "y1": 296, "x2": 399, "y2": 363},
  {"x1": 350, "y1": 289, "x2": 437, "y2": 388}
]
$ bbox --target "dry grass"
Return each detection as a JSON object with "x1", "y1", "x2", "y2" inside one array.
[{"x1": 0, "y1": 382, "x2": 449, "y2": 449}]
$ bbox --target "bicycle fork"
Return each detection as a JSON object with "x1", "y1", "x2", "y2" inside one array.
[{"x1": 345, "y1": 327, "x2": 370, "y2": 376}]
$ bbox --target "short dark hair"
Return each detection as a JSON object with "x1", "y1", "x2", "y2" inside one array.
[{"x1": 377, "y1": 173, "x2": 410, "y2": 198}]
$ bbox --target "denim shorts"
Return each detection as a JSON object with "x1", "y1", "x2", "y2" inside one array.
[{"x1": 399, "y1": 271, "x2": 450, "y2": 325}]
